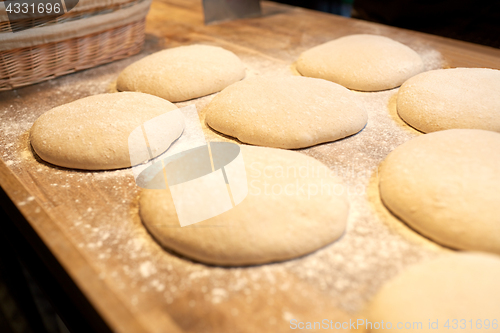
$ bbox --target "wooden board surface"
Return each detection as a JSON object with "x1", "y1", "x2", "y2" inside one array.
[{"x1": 1, "y1": 1, "x2": 499, "y2": 332}]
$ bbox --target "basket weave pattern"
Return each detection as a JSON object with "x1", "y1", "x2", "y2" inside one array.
[{"x1": 0, "y1": 18, "x2": 145, "y2": 91}]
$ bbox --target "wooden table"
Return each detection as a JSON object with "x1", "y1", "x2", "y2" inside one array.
[{"x1": 1, "y1": 1, "x2": 499, "y2": 332}]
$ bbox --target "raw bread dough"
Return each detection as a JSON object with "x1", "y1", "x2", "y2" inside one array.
[
  {"x1": 139, "y1": 145, "x2": 349, "y2": 266},
  {"x1": 296, "y1": 34, "x2": 425, "y2": 91},
  {"x1": 367, "y1": 252, "x2": 500, "y2": 333},
  {"x1": 397, "y1": 68, "x2": 500, "y2": 133},
  {"x1": 378, "y1": 129, "x2": 500, "y2": 254},
  {"x1": 30, "y1": 92, "x2": 182, "y2": 170},
  {"x1": 117, "y1": 44, "x2": 246, "y2": 102},
  {"x1": 205, "y1": 76, "x2": 368, "y2": 149}
]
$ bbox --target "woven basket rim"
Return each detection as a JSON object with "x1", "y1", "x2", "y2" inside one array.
[
  {"x1": 0, "y1": 18, "x2": 145, "y2": 91},
  {"x1": 1, "y1": 17, "x2": 145, "y2": 52},
  {"x1": 1, "y1": 0, "x2": 146, "y2": 32}
]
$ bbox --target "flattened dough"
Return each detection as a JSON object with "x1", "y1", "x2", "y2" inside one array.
[
  {"x1": 397, "y1": 68, "x2": 500, "y2": 133},
  {"x1": 367, "y1": 252, "x2": 500, "y2": 333},
  {"x1": 379, "y1": 129, "x2": 500, "y2": 254},
  {"x1": 117, "y1": 44, "x2": 246, "y2": 102},
  {"x1": 205, "y1": 76, "x2": 368, "y2": 149},
  {"x1": 296, "y1": 34, "x2": 424, "y2": 91},
  {"x1": 30, "y1": 92, "x2": 182, "y2": 170},
  {"x1": 140, "y1": 145, "x2": 349, "y2": 266}
]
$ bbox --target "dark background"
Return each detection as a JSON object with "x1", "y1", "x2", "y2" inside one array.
[{"x1": 272, "y1": 0, "x2": 500, "y2": 48}]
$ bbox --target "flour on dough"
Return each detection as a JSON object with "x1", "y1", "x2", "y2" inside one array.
[
  {"x1": 117, "y1": 44, "x2": 246, "y2": 102},
  {"x1": 205, "y1": 76, "x2": 368, "y2": 149},
  {"x1": 397, "y1": 68, "x2": 500, "y2": 133},
  {"x1": 379, "y1": 129, "x2": 500, "y2": 254},
  {"x1": 140, "y1": 145, "x2": 349, "y2": 266},
  {"x1": 296, "y1": 34, "x2": 424, "y2": 91},
  {"x1": 30, "y1": 92, "x2": 182, "y2": 170},
  {"x1": 367, "y1": 252, "x2": 500, "y2": 333}
]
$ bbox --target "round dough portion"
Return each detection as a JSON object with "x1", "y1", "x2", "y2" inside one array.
[
  {"x1": 397, "y1": 68, "x2": 500, "y2": 133},
  {"x1": 30, "y1": 92, "x2": 181, "y2": 170},
  {"x1": 205, "y1": 76, "x2": 368, "y2": 149},
  {"x1": 296, "y1": 34, "x2": 425, "y2": 91},
  {"x1": 379, "y1": 129, "x2": 500, "y2": 254},
  {"x1": 117, "y1": 44, "x2": 246, "y2": 102},
  {"x1": 139, "y1": 145, "x2": 349, "y2": 266},
  {"x1": 367, "y1": 252, "x2": 500, "y2": 333}
]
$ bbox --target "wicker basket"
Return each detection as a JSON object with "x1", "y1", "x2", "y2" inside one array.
[{"x1": 0, "y1": 0, "x2": 150, "y2": 91}]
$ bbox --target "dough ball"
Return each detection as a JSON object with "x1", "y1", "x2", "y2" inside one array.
[
  {"x1": 30, "y1": 92, "x2": 182, "y2": 170},
  {"x1": 205, "y1": 76, "x2": 368, "y2": 149},
  {"x1": 397, "y1": 68, "x2": 500, "y2": 133},
  {"x1": 296, "y1": 34, "x2": 425, "y2": 91},
  {"x1": 117, "y1": 44, "x2": 246, "y2": 102},
  {"x1": 379, "y1": 129, "x2": 500, "y2": 254},
  {"x1": 139, "y1": 145, "x2": 349, "y2": 266},
  {"x1": 367, "y1": 252, "x2": 500, "y2": 333}
]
